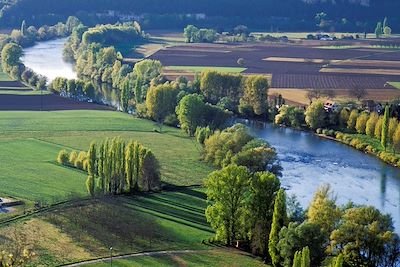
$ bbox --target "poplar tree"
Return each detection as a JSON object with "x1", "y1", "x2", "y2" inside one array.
[
  {"x1": 381, "y1": 105, "x2": 389, "y2": 150},
  {"x1": 269, "y1": 189, "x2": 288, "y2": 267},
  {"x1": 301, "y1": 247, "x2": 310, "y2": 267},
  {"x1": 393, "y1": 124, "x2": 400, "y2": 153},
  {"x1": 292, "y1": 251, "x2": 301, "y2": 267},
  {"x1": 388, "y1": 117, "x2": 398, "y2": 144}
]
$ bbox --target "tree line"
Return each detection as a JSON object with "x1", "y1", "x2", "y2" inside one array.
[{"x1": 57, "y1": 137, "x2": 161, "y2": 196}]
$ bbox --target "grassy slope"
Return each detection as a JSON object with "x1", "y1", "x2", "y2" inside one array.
[
  {"x1": 388, "y1": 82, "x2": 400, "y2": 89},
  {"x1": 0, "y1": 189, "x2": 215, "y2": 266},
  {"x1": 0, "y1": 110, "x2": 212, "y2": 203},
  {"x1": 85, "y1": 249, "x2": 266, "y2": 267}
]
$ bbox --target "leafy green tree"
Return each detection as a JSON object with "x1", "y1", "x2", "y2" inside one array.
[
  {"x1": 393, "y1": 124, "x2": 400, "y2": 153},
  {"x1": 292, "y1": 251, "x2": 302, "y2": 267},
  {"x1": 277, "y1": 222, "x2": 325, "y2": 267},
  {"x1": 305, "y1": 102, "x2": 326, "y2": 130},
  {"x1": 329, "y1": 206, "x2": 399, "y2": 267},
  {"x1": 87, "y1": 142, "x2": 97, "y2": 177},
  {"x1": 355, "y1": 112, "x2": 369, "y2": 134},
  {"x1": 134, "y1": 59, "x2": 162, "y2": 84},
  {"x1": 200, "y1": 70, "x2": 243, "y2": 104},
  {"x1": 365, "y1": 112, "x2": 379, "y2": 137},
  {"x1": 183, "y1": 25, "x2": 199, "y2": 43},
  {"x1": 375, "y1": 116, "x2": 383, "y2": 139},
  {"x1": 86, "y1": 175, "x2": 95, "y2": 196},
  {"x1": 388, "y1": 117, "x2": 398, "y2": 144},
  {"x1": 307, "y1": 185, "x2": 341, "y2": 239},
  {"x1": 347, "y1": 109, "x2": 358, "y2": 131},
  {"x1": 176, "y1": 93, "x2": 206, "y2": 136},
  {"x1": 339, "y1": 108, "x2": 350, "y2": 128},
  {"x1": 239, "y1": 75, "x2": 269, "y2": 116},
  {"x1": 57, "y1": 149, "x2": 69, "y2": 165},
  {"x1": 146, "y1": 83, "x2": 179, "y2": 130},
  {"x1": 275, "y1": 106, "x2": 305, "y2": 128},
  {"x1": 301, "y1": 247, "x2": 310, "y2": 267},
  {"x1": 66, "y1": 16, "x2": 81, "y2": 33},
  {"x1": 269, "y1": 189, "x2": 288, "y2": 267},
  {"x1": 381, "y1": 105, "x2": 390, "y2": 150},
  {"x1": 248, "y1": 172, "x2": 280, "y2": 257},
  {"x1": 205, "y1": 165, "x2": 251, "y2": 246},
  {"x1": 1, "y1": 43, "x2": 22, "y2": 73},
  {"x1": 333, "y1": 254, "x2": 344, "y2": 267}
]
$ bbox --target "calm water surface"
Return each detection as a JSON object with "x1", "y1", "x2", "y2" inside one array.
[
  {"x1": 22, "y1": 39, "x2": 400, "y2": 231},
  {"x1": 21, "y1": 38, "x2": 77, "y2": 82}
]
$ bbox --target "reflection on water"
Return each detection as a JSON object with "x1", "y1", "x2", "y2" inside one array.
[
  {"x1": 242, "y1": 120, "x2": 400, "y2": 232},
  {"x1": 22, "y1": 38, "x2": 77, "y2": 82}
]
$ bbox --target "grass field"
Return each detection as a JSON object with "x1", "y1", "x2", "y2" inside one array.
[
  {"x1": 163, "y1": 66, "x2": 246, "y2": 73},
  {"x1": 0, "y1": 89, "x2": 50, "y2": 95},
  {"x1": 0, "y1": 110, "x2": 212, "y2": 204},
  {"x1": 84, "y1": 249, "x2": 266, "y2": 267}
]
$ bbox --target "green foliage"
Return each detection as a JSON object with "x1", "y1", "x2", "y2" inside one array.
[
  {"x1": 82, "y1": 23, "x2": 143, "y2": 46},
  {"x1": 330, "y1": 206, "x2": 399, "y2": 267},
  {"x1": 375, "y1": 22, "x2": 383, "y2": 38},
  {"x1": 347, "y1": 109, "x2": 358, "y2": 131},
  {"x1": 176, "y1": 93, "x2": 230, "y2": 136},
  {"x1": 248, "y1": 172, "x2": 280, "y2": 257},
  {"x1": 388, "y1": 117, "x2": 398, "y2": 144},
  {"x1": 305, "y1": 102, "x2": 326, "y2": 130},
  {"x1": 381, "y1": 105, "x2": 390, "y2": 150},
  {"x1": 275, "y1": 105, "x2": 305, "y2": 128},
  {"x1": 146, "y1": 82, "x2": 179, "y2": 126},
  {"x1": 56, "y1": 149, "x2": 69, "y2": 165},
  {"x1": 393, "y1": 124, "x2": 400, "y2": 153},
  {"x1": 374, "y1": 116, "x2": 383, "y2": 139},
  {"x1": 339, "y1": 108, "x2": 350, "y2": 128},
  {"x1": 307, "y1": 185, "x2": 341, "y2": 239},
  {"x1": 269, "y1": 189, "x2": 288, "y2": 267},
  {"x1": 200, "y1": 70, "x2": 243, "y2": 104},
  {"x1": 195, "y1": 126, "x2": 212, "y2": 144},
  {"x1": 86, "y1": 175, "x2": 95, "y2": 196},
  {"x1": 301, "y1": 247, "x2": 310, "y2": 267},
  {"x1": 333, "y1": 254, "x2": 343, "y2": 267},
  {"x1": 277, "y1": 222, "x2": 325, "y2": 267},
  {"x1": 239, "y1": 75, "x2": 269, "y2": 116},
  {"x1": 183, "y1": 25, "x2": 217, "y2": 43},
  {"x1": 1, "y1": 43, "x2": 22, "y2": 73},
  {"x1": 205, "y1": 165, "x2": 251, "y2": 245},
  {"x1": 365, "y1": 112, "x2": 379, "y2": 137},
  {"x1": 355, "y1": 112, "x2": 369, "y2": 134}
]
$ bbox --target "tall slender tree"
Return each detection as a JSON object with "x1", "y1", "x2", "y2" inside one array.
[
  {"x1": 381, "y1": 105, "x2": 390, "y2": 150},
  {"x1": 269, "y1": 189, "x2": 288, "y2": 267}
]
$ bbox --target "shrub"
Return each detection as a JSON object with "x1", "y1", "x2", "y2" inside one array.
[
  {"x1": 328, "y1": 129, "x2": 335, "y2": 137},
  {"x1": 75, "y1": 151, "x2": 87, "y2": 170},
  {"x1": 322, "y1": 129, "x2": 329, "y2": 135},
  {"x1": 316, "y1": 128, "x2": 322, "y2": 134},
  {"x1": 57, "y1": 149, "x2": 69, "y2": 165}
]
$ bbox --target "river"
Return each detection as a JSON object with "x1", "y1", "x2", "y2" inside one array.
[
  {"x1": 22, "y1": 38, "x2": 400, "y2": 231},
  {"x1": 21, "y1": 37, "x2": 77, "y2": 82}
]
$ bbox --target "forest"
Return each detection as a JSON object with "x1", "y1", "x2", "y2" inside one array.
[{"x1": 0, "y1": 0, "x2": 399, "y2": 31}]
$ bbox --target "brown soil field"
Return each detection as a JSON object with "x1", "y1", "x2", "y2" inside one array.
[
  {"x1": 149, "y1": 41, "x2": 400, "y2": 93},
  {"x1": 0, "y1": 94, "x2": 111, "y2": 111}
]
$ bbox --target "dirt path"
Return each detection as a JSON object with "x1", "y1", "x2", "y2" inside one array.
[{"x1": 61, "y1": 250, "x2": 200, "y2": 266}]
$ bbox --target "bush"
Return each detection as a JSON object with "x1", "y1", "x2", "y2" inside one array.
[
  {"x1": 57, "y1": 149, "x2": 69, "y2": 165},
  {"x1": 328, "y1": 129, "x2": 335, "y2": 137},
  {"x1": 164, "y1": 114, "x2": 178, "y2": 127},
  {"x1": 322, "y1": 129, "x2": 329, "y2": 135},
  {"x1": 75, "y1": 151, "x2": 87, "y2": 170},
  {"x1": 316, "y1": 128, "x2": 322, "y2": 134}
]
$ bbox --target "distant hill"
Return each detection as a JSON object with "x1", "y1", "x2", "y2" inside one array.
[{"x1": 0, "y1": 0, "x2": 398, "y2": 32}]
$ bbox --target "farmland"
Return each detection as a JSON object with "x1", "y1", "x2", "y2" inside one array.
[{"x1": 149, "y1": 39, "x2": 400, "y2": 104}]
